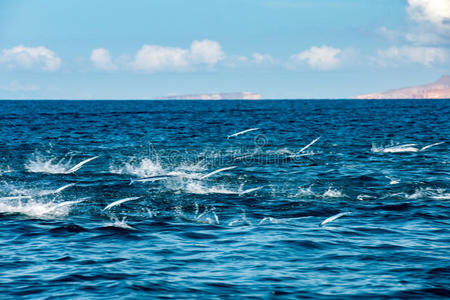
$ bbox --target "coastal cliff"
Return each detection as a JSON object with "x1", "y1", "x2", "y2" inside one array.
[{"x1": 355, "y1": 75, "x2": 450, "y2": 99}]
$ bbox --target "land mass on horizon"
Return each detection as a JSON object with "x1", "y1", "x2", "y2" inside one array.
[
  {"x1": 156, "y1": 92, "x2": 261, "y2": 100},
  {"x1": 355, "y1": 75, "x2": 450, "y2": 99}
]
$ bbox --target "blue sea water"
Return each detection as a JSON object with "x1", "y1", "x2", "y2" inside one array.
[{"x1": 0, "y1": 99, "x2": 449, "y2": 299}]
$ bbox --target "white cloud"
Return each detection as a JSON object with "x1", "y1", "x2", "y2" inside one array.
[
  {"x1": 90, "y1": 48, "x2": 116, "y2": 70},
  {"x1": 131, "y1": 39, "x2": 224, "y2": 72},
  {"x1": 290, "y1": 46, "x2": 342, "y2": 70},
  {"x1": 189, "y1": 40, "x2": 224, "y2": 64},
  {"x1": 407, "y1": 0, "x2": 450, "y2": 32},
  {"x1": 132, "y1": 45, "x2": 189, "y2": 72},
  {"x1": 376, "y1": 1, "x2": 450, "y2": 46},
  {"x1": 375, "y1": 46, "x2": 448, "y2": 66},
  {"x1": 0, "y1": 45, "x2": 61, "y2": 71}
]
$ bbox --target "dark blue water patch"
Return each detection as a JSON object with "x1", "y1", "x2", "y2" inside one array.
[{"x1": 0, "y1": 99, "x2": 449, "y2": 298}]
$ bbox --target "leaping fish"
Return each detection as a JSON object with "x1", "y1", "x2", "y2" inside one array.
[
  {"x1": 227, "y1": 128, "x2": 259, "y2": 139},
  {"x1": 420, "y1": 141, "x2": 445, "y2": 151},
  {"x1": 54, "y1": 183, "x2": 76, "y2": 193},
  {"x1": 200, "y1": 166, "x2": 237, "y2": 180},
  {"x1": 130, "y1": 175, "x2": 172, "y2": 185},
  {"x1": 320, "y1": 212, "x2": 351, "y2": 226},
  {"x1": 299, "y1": 136, "x2": 321, "y2": 153},
  {"x1": 239, "y1": 186, "x2": 264, "y2": 195},
  {"x1": 64, "y1": 156, "x2": 99, "y2": 174},
  {"x1": 39, "y1": 183, "x2": 76, "y2": 196},
  {"x1": 103, "y1": 196, "x2": 142, "y2": 211}
]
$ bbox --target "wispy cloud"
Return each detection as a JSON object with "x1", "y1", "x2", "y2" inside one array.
[
  {"x1": 251, "y1": 53, "x2": 275, "y2": 64},
  {"x1": 0, "y1": 45, "x2": 61, "y2": 71},
  {"x1": 374, "y1": 46, "x2": 448, "y2": 66}
]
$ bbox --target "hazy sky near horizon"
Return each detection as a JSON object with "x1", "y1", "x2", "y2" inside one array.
[{"x1": 0, "y1": 0, "x2": 449, "y2": 99}]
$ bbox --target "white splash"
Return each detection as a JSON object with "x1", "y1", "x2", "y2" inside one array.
[
  {"x1": 386, "y1": 176, "x2": 400, "y2": 185},
  {"x1": 108, "y1": 217, "x2": 135, "y2": 230},
  {"x1": 110, "y1": 158, "x2": 164, "y2": 177},
  {"x1": 296, "y1": 185, "x2": 316, "y2": 197},
  {"x1": 26, "y1": 155, "x2": 70, "y2": 174},
  {"x1": 322, "y1": 187, "x2": 346, "y2": 198},
  {"x1": 111, "y1": 157, "x2": 204, "y2": 180},
  {"x1": 26, "y1": 153, "x2": 98, "y2": 174},
  {"x1": 0, "y1": 198, "x2": 83, "y2": 219}
]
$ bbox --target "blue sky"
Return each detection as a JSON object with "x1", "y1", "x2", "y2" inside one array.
[{"x1": 0, "y1": 0, "x2": 449, "y2": 99}]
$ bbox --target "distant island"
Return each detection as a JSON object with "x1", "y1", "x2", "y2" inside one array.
[
  {"x1": 156, "y1": 92, "x2": 261, "y2": 100},
  {"x1": 355, "y1": 75, "x2": 450, "y2": 99}
]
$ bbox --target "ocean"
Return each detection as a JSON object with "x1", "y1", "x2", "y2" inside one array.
[{"x1": 0, "y1": 99, "x2": 449, "y2": 299}]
